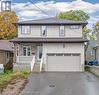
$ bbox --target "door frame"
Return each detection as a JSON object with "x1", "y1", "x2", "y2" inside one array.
[{"x1": 37, "y1": 46, "x2": 43, "y2": 61}]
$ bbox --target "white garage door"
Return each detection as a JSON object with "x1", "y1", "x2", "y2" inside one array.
[{"x1": 47, "y1": 53, "x2": 81, "y2": 71}]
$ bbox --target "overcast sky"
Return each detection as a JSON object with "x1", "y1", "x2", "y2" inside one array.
[{"x1": 7, "y1": 0, "x2": 99, "y2": 27}]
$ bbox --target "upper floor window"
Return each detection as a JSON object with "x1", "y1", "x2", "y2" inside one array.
[
  {"x1": 21, "y1": 26, "x2": 31, "y2": 34},
  {"x1": 59, "y1": 26, "x2": 65, "y2": 36},
  {"x1": 70, "y1": 25, "x2": 80, "y2": 29},
  {"x1": 41, "y1": 26, "x2": 47, "y2": 36}
]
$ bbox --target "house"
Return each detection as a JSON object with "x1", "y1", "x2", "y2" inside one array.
[
  {"x1": 86, "y1": 39, "x2": 98, "y2": 63},
  {"x1": 97, "y1": 27, "x2": 99, "y2": 62},
  {"x1": 11, "y1": 17, "x2": 88, "y2": 72},
  {"x1": 0, "y1": 40, "x2": 13, "y2": 70}
]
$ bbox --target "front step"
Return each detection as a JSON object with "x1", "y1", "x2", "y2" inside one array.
[{"x1": 33, "y1": 63, "x2": 40, "y2": 73}]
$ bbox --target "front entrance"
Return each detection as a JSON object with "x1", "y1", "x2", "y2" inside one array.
[{"x1": 36, "y1": 46, "x2": 43, "y2": 61}]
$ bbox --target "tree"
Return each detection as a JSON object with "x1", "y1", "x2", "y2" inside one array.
[
  {"x1": 57, "y1": 10, "x2": 90, "y2": 22},
  {"x1": 0, "y1": 11, "x2": 18, "y2": 40}
]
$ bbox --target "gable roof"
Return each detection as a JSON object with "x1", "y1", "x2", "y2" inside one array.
[
  {"x1": 18, "y1": 17, "x2": 87, "y2": 26},
  {"x1": 0, "y1": 40, "x2": 13, "y2": 51}
]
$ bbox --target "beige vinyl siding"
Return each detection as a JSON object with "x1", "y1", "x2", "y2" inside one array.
[
  {"x1": 18, "y1": 25, "x2": 83, "y2": 38},
  {"x1": 43, "y1": 43, "x2": 84, "y2": 71}
]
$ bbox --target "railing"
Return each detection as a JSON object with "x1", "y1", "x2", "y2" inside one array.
[
  {"x1": 40, "y1": 57, "x2": 43, "y2": 72},
  {"x1": 30, "y1": 55, "x2": 35, "y2": 72}
]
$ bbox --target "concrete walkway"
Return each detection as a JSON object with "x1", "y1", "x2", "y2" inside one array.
[{"x1": 21, "y1": 72, "x2": 99, "y2": 95}]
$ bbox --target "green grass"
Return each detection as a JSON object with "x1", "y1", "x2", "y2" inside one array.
[
  {"x1": 0, "y1": 70, "x2": 30, "y2": 88},
  {"x1": 85, "y1": 65, "x2": 90, "y2": 71}
]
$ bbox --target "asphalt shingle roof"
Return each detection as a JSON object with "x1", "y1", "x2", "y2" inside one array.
[
  {"x1": 18, "y1": 17, "x2": 87, "y2": 26},
  {"x1": 0, "y1": 40, "x2": 13, "y2": 51}
]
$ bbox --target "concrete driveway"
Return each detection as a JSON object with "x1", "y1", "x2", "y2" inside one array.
[{"x1": 21, "y1": 72, "x2": 99, "y2": 95}]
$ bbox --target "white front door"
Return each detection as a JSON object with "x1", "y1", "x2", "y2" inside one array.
[{"x1": 47, "y1": 53, "x2": 81, "y2": 72}]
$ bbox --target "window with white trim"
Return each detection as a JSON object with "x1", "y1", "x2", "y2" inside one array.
[
  {"x1": 70, "y1": 25, "x2": 80, "y2": 29},
  {"x1": 22, "y1": 46, "x2": 31, "y2": 56},
  {"x1": 21, "y1": 26, "x2": 31, "y2": 34},
  {"x1": 59, "y1": 26, "x2": 65, "y2": 36},
  {"x1": 41, "y1": 26, "x2": 47, "y2": 36}
]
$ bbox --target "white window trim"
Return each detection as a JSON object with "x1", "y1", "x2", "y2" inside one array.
[
  {"x1": 59, "y1": 26, "x2": 65, "y2": 37},
  {"x1": 70, "y1": 25, "x2": 80, "y2": 29},
  {"x1": 21, "y1": 26, "x2": 31, "y2": 34},
  {"x1": 41, "y1": 26, "x2": 47, "y2": 36},
  {"x1": 22, "y1": 46, "x2": 31, "y2": 56}
]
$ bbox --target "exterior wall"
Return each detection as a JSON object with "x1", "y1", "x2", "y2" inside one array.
[
  {"x1": 0, "y1": 51, "x2": 6, "y2": 64},
  {"x1": 15, "y1": 43, "x2": 37, "y2": 64},
  {"x1": 96, "y1": 47, "x2": 98, "y2": 60},
  {"x1": 0, "y1": 50, "x2": 12, "y2": 65},
  {"x1": 18, "y1": 25, "x2": 41, "y2": 38},
  {"x1": 86, "y1": 45, "x2": 94, "y2": 62},
  {"x1": 18, "y1": 25, "x2": 83, "y2": 38},
  {"x1": 65, "y1": 26, "x2": 82, "y2": 38},
  {"x1": 97, "y1": 30, "x2": 99, "y2": 61},
  {"x1": 43, "y1": 43, "x2": 85, "y2": 71}
]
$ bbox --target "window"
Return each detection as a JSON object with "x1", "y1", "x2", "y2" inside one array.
[
  {"x1": 21, "y1": 26, "x2": 31, "y2": 34},
  {"x1": 23, "y1": 47, "x2": 27, "y2": 56},
  {"x1": 16, "y1": 46, "x2": 19, "y2": 56},
  {"x1": 6, "y1": 52, "x2": 9, "y2": 59},
  {"x1": 41, "y1": 26, "x2": 47, "y2": 36},
  {"x1": 70, "y1": 25, "x2": 80, "y2": 29},
  {"x1": 37, "y1": 46, "x2": 42, "y2": 60},
  {"x1": 22, "y1": 46, "x2": 31, "y2": 56},
  {"x1": 10, "y1": 53, "x2": 13, "y2": 57},
  {"x1": 59, "y1": 26, "x2": 65, "y2": 36}
]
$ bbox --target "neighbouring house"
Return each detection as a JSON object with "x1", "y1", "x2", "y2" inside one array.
[
  {"x1": 97, "y1": 28, "x2": 99, "y2": 62},
  {"x1": 86, "y1": 39, "x2": 98, "y2": 62},
  {"x1": 0, "y1": 40, "x2": 13, "y2": 71},
  {"x1": 11, "y1": 17, "x2": 88, "y2": 72}
]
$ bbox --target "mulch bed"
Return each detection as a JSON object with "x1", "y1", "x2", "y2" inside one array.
[{"x1": 0, "y1": 77, "x2": 28, "y2": 95}]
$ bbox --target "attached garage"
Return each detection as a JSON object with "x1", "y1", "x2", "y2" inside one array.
[{"x1": 47, "y1": 53, "x2": 81, "y2": 72}]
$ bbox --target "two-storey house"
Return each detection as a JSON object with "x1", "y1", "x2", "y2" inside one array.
[{"x1": 11, "y1": 17, "x2": 88, "y2": 72}]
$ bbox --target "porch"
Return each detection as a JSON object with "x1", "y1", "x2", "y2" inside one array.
[{"x1": 13, "y1": 43, "x2": 43, "y2": 72}]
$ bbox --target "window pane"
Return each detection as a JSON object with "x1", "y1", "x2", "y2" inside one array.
[
  {"x1": 21, "y1": 26, "x2": 30, "y2": 34},
  {"x1": 70, "y1": 25, "x2": 80, "y2": 29},
  {"x1": 23, "y1": 47, "x2": 26, "y2": 56},
  {"x1": 39, "y1": 47, "x2": 42, "y2": 59},
  {"x1": 42, "y1": 26, "x2": 47, "y2": 36},
  {"x1": 27, "y1": 47, "x2": 31, "y2": 56},
  {"x1": 23, "y1": 46, "x2": 31, "y2": 56},
  {"x1": 60, "y1": 26, "x2": 65, "y2": 36}
]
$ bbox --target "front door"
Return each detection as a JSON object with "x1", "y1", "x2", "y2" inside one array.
[{"x1": 37, "y1": 46, "x2": 42, "y2": 61}]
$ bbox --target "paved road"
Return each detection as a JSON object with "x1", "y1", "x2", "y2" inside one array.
[{"x1": 21, "y1": 72, "x2": 99, "y2": 95}]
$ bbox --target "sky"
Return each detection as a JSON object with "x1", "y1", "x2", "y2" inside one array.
[{"x1": 4, "y1": 0, "x2": 99, "y2": 27}]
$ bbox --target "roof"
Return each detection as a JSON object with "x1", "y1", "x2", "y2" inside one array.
[
  {"x1": 0, "y1": 40, "x2": 13, "y2": 51},
  {"x1": 10, "y1": 38, "x2": 88, "y2": 43},
  {"x1": 18, "y1": 17, "x2": 87, "y2": 26}
]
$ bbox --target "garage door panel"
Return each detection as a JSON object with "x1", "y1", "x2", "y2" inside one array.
[{"x1": 47, "y1": 53, "x2": 81, "y2": 71}]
